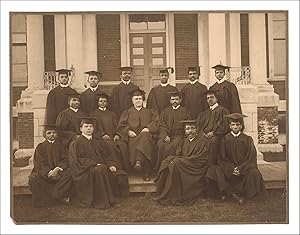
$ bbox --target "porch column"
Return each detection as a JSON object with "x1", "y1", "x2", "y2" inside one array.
[
  {"x1": 228, "y1": 13, "x2": 241, "y2": 67},
  {"x1": 66, "y1": 15, "x2": 85, "y2": 92},
  {"x1": 198, "y1": 13, "x2": 210, "y2": 87},
  {"x1": 54, "y1": 15, "x2": 66, "y2": 69},
  {"x1": 248, "y1": 13, "x2": 282, "y2": 153},
  {"x1": 120, "y1": 13, "x2": 130, "y2": 67},
  {"x1": 166, "y1": 13, "x2": 176, "y2": 86},
  {"x1": 208, "y1": 13, "x2": 227, "y2": 86}
]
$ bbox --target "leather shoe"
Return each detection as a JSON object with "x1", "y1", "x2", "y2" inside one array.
[
  {"x1": 134, "y1": 161, "x2": 142, "y2": 172},
  {"x1": 231, "y1": 193, "x2": 244, "y2": 205}
]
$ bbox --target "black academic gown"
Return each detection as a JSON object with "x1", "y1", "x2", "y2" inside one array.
[
  {"x1": 28, "y1": 140, "x2": 73, "y2": 207},
  {"x1": 146, "y1": 84, "x2": 178, "y2": 115},
  {"x1": 219, "y1": 133, "x2": 265, "y2": 199},
  {"x1": 68, "y1": 136, "x2": 129, "y2": 208},
  {"x1": 117, "y1": 107, "x2": 159, "y2": 168},
  {"x1": 154, "y1": 135, "x2": 209, "y2": 205},
  {"x1": 181, "y1": 82, "x2": 209, "y2": 119},
  {"x1": 90, "y1": 108, "x2": 129, "y2": 171},
  {"x1": 156, "y1": 106, "x2": 191, "y2": 170},
  {"x1": 45, "y1": 86, "x2": 78, "y2": 125},
  {"x1": 80, "y1": 87, "x2": 107, "y2": 116},
  {"x1": 111, "y1": 82, "x2": 139, "y2": 119},
  {"x1": 210, "y1": 80, "x2": 242, "y2": 114}
]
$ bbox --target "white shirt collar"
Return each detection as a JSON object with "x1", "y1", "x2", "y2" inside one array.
[
  {"x1": 134, "y1": 106, "x2": 143, "y2": 111},
  {"x1": 122, "y1": 80, "x2": 130, "y2": 85},
  {"x1": 172, "y1": 105, "x2": 181, "y2": 110},
  {"x1": 82, "y1": 133, "x2": 92, "y2": 140},
  {"x1": 210, "y1": 103, "x2": 219, "y2": 110},
  {"x1": 99, "y1": 107, "x2": 107, "y2": 111},
  {"x1": 70, "y1": 107, "x2": 78, "y2": 112},
  {"x1": 89, "y1": 86, "x2": 98, "y2": 92},
  {"x1": 59, "y1": 84, "x2": 69, "y2": 88},
  {"x1": 216, "y1": 77, "x2": 227, "y2": 84},
  {"x1": 47, "y1": 140, "x2": 55, "y2": 144},
  {"x1": 189, "y1": 80, "x2": 198, "y2": 85},
  {"x1": 231, "y1": 131, "x2": 241, "y2": 137},
  {"x1": 160, "y1": 82, "x2": 169, "y2": 87},
  {"x1": 188, "y1": 137, "x2": 196, "y2": 142}
]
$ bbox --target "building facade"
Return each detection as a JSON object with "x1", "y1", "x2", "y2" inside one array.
[{"x1": 11, "y1": 12, "x2": 287, "y2": 156}]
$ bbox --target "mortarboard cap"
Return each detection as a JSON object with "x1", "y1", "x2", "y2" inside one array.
[
  {"x1": 224, "y1": 113, "x2": 248, "y2": 121},
  {"x1": 84, "y1": 70, "x2": 103, "y2": 78},
  {"x1": 204, "y1": 89, "x2": 219, "y2": 96},
  {"x1": 56, "y1": 69, "x2": 72, "y2": 75},
  {"x1": 119, "y1": 66, "x2": 133, "y2": 72},
  {"x1": 80, "y1": 116, "x2": 96, "y2": 125},
  {"x1": 168, "y1": 91, "x2": 182, "y2": 98},
  {"x1": 159, "y1": 67, "x2": 174, "y2": 74},
  {"x1": 41, "y1": 124, "x2": 57, "y2": 131},
  {"x1": 128, "y1": 88, "x2": 146, "y2": 97},
  {"x1": 179, "y1": 119, "x2": 197, "y2": 125},
  {"x1": 188, "y1": 66, "x2": 201, "y2": 74},
  {"x1": 211, "y1": 61, "x2": 230, "y2": 71},
  {"x1": 96, "y1": 93, "x2": 110, "y2": 100}
]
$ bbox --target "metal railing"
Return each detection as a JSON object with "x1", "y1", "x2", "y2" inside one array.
[
  {"x1": 44, "y1": 65, "x2": 75, "y2": 90},
  {"x1": 226, "y1": 66, "x2": 251, "y2": 85}
]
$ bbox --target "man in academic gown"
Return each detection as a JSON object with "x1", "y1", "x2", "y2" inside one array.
[
  {"x1": 196, "y1": 89, "x2": 230, "y2": 199},
  {"x1": 181, "y1": 66, "x2": 208, "y2": 119},
  {"x1": 153, "y1": 120, "x2": 209, "y2": 206},
  {"x1": 68, "y1": 117, "x2": 129, "y2": 209},
  {"x1": 45, "y1": 69, "x2": 78, "y2": 125},
  {"x1": 209, "y1": 62, "x2": 242, "y2": 114},
  {"x1": 80, "y1": 70, "x2": 107, "y2": 116},
  {"x1": 146, "y1": 67, "x2": 179, "y2": 115},
  {"x1": 28, "y1": 124, "x2": 73, "y2": 207},
  {"x1": 155, "y1": 91, "x2": 191, "y2": 171},
  {"x1": 90, "y1": 93, "x2": 129, "y2": 171},
  {"x1": 111, "y1": 66, "x2": 139, "y2": 119},
  {"x1": 56, "y1": 92, "x2": 86, "y2": 151},
  {"x1": 219, "y1": 113, "x2": 265, "y2": 205},
  {"x1": 117, "y1": 88, "x2": 159, "y2": 181}
]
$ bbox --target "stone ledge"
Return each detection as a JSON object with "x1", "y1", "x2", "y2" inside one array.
[{"x1": 258, "y1": 144, "x2": 284, "y2": 153}]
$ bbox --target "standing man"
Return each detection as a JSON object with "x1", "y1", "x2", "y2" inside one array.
[
  {"x1": 117, "y1": 88, "x2": 159, "y2": 181},
  {"x1": 111, "y1": 66, "x2": 139, "y2": 119},
  {"x1": 80, "y1": 70, "x2": 107, "y2": 116},
  {"x1": 210, "y1": 62, "x2": 242, "y2": 114},
  {"x1": 146, "y1": 67, "x2": 178, "y2": 115},
  {"x1": 181, "y1": 66, "x2": 208, "y2": 119},
  {"x1": 155, "y1": 91, "x2": 191, "y2": 171},
  {"x1": 45, "y1": 69, "x2": 78, "y2": 125}
]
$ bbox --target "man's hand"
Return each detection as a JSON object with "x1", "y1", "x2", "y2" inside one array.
[
  {"x1": 102, "y1": 135, "x2": 110, "y2": 140},
  {"x1": 206, "y1": 132, "x2": 214, "y2": 139},
  {"x1": 113, "y1": 135, "x2": 120, "y2": 142},
  {"x1": 109, "y1": 166, "x2": 117, "y2": 172},
  {"x1": 48, "y1": 167, "x2": 63, "y2": 179},
  {"x1": 128, "y1": 130, "x2": 137, "y2": 138},
  {"x1": 164, "y1": 136, "x2": 171, "y2": 143},
  {"x1": 141, "y1": 128, "x2": 150, "y2": 133},
  {"x1": 233, "y1": 167, "x2": 240, "y2": 176}
]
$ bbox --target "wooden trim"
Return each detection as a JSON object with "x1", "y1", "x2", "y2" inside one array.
[{"x1": 267, "y1": 13, "x2": 275, "y2": 79}]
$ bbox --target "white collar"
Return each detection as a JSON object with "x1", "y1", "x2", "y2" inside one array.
[
  {"x1": 89, "y1": 86, "x2": 98, "y2": 92},
  {"x1": 70, "y1": 107, "x2": 78, "y2": 112},
  {"x1": 59, "y1": 84, "x2": 69, "y2": 88},
  {"x1": 189, "y1": 80, "x2": 198, "y2": 85},
  {"x1": 188, "y1": 137, "x2": 196, "y2": 142},
  {"x1": 99, "y1": 107, "x2": 107, "y2": 111},
  {"x1": 216, "y1": 77, "x2": 227, "y2": 84},
  {"x1": 210, "y1": 103, "x2": 218, "y2": 110},
  {"x1": 160, "y1": 82, "x2": 169, "y2": 87},
  {"x1": 172, "y1": 105, "x2": 181, "y2": 110},
  {"x1": 82, "y1": 134, "x2": 92, "y2": 140},
  {"x1": 47, "y1": 140, "x2": 55, "y2": 144},
  {"x1": 134, "y1": 106, "x2": 143, "y2": 111},
  {"x1": 231, "y1": 131, "x2": 241, "y2": 137},
  {"x1": 122, "y1": 80, "x2": 130, "y2": 85}
]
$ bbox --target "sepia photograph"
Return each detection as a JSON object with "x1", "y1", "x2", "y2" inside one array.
[{"x1": 2, "y1": 0, "x2": 299, "y2": 233}]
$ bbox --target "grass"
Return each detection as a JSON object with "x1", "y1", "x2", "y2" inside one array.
[{"x1": 12, "y1": 189, "x2": 287, "y2": 224}]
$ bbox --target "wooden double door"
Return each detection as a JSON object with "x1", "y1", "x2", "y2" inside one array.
[{"x1": 130, "y1": 33, "x2": 166, "y2": 96}]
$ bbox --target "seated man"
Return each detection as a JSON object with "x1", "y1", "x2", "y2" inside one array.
[
  {"x1": 69, "y1": 117, "x2": 129, "y2": 209},
  {"x1": 90, "y1": 93, "x2": 129, "y2": 171},
  {"x1": 117, "y1": 88, "x2": 159, "y2": 181},
  {"x1": 155, "y1": 91, "x2": 191, "y2": 171},
  {"x1": 220, "y1": 113, "x2": 265, "y2": 205},
  {"x1": 56, "y1": 92, "x2": 86, "y2": 151},
  {"x1": 28, "y1": 124, "x2": 73, "y2": 207},
  {"x1": 154, "y1": 120, "x2": 209, "y2": 205}
]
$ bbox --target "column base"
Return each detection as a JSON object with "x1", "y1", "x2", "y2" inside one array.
[{"x1": 258, "y1": 143, "x2": 284, "y2": 153}]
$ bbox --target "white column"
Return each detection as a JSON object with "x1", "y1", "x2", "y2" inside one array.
[
  {"x1": 248, "y1": 13, "x2": 268, "y2": 85},
  {"x1": 198, "y1": 13, "x2": 210, "y2": 87},
  {"x1": 54, "y1": 15, "x2": 66, "y2": 69},
  {"x1": 166, "y1": 13, "x2": 176, "y2": 86},
  {"x1": 120, "y1": 13, "x2": 130, "y2": 67},
  {"x1": 228, "y1": 13, "x2": 242, "y2": 67},
  {"x1": 66, "y1": 15, "x2": 84, "y2": 91},
  {"x1": 208, "y1": 13, "x2": 227, "y2": 86},
  {"x1": 27, "y1": 15, "x2": 45, "y2": 90}
]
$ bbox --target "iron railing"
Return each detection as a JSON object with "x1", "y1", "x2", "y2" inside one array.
[
  {"x1": 44, "y1": 66, "x2": 75, "y2": 90},
  {"x1": 226, "y1": 66, "x2": 251, "y2": 85}
]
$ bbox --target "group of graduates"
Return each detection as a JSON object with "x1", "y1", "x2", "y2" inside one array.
[{"x1": 28, "y1": 63, "x2": 265, "y2": 209}]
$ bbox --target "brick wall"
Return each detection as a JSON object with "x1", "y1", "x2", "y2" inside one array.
[
  {"x1": 240, "y1": 14, "x2": 250, "y2": 66},
  {"x1": 174, "y1": 14, "x2": 198, "y2": 81},
  {"x1": 43, "y1": 15, "x2": 56, "y2": 71},
  {"x1": 17, "y1": 112, "x2": 34, "y2": 148},
  {"x1": 96, "y1": 14, "x2": 121, "y2": 85}
]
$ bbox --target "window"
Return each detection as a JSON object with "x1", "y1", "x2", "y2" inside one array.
[{"x1": 129, "y1": 14, "x2": 166, "y2": 31}]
